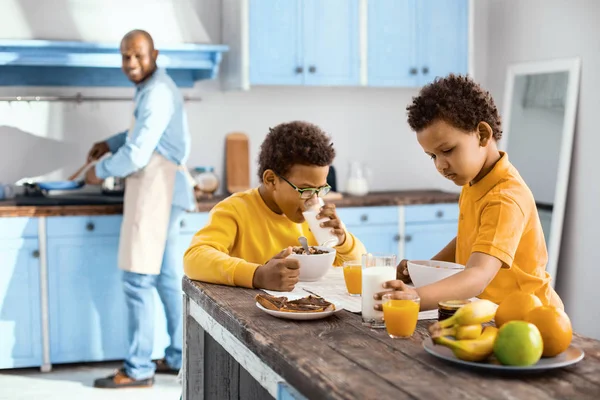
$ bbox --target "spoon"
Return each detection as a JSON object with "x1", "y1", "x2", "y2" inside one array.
[{"x1": 298, "y1": 236, "x2": 310, "y2": 254}]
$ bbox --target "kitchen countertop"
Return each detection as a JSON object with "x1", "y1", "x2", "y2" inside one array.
[{"x1": 0, "y1": 190, "x2": 460, "y2": 217}]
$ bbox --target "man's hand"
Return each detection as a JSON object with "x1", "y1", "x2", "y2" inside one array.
[
  {"x1": 84, "y1": 166, "x2": 103, "y2": 185},
  {"x1": 396, "y1": 259, "x2": 412, "y2": 283},
  {"x1": 252, "y1": 247, "x2": 300, "y2": 291},
  {"x1": 372, "y1": 280, "x2": 419, "y2": 311},
  {"x1": 317, "y1": 203, "x2": 346, "y2": 246},
  {"x1": 87, "y1": 141, "x2": 110, "y2": 162}
]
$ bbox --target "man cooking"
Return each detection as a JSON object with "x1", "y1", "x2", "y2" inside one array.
[{"x1": 84, "y1": 29, "x2": 195, "y2": 389}]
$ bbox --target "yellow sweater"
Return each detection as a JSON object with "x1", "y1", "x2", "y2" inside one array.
[{"x1": 184, "y1": 188, "x2": 367, "y2": 288}]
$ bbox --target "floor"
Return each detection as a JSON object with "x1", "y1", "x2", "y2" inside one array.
[{"x1": 0, "y1": 362, "x2": 181, "y2": 400}]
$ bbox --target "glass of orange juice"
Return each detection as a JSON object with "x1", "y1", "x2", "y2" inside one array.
[
  {"x1": 382, "y1": 292, "x2": 420, "y2": 339},
  {"x1": 342, "y1": 260, "x2": 362, "y2": 296}
]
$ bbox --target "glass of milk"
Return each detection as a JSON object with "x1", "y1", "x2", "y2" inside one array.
[
  {"x1": 361, "y1": 253, "x2": 397, "y2": 328},
  {"x1": 302, "y1": 197, "x2": 339, "y2": 247}
]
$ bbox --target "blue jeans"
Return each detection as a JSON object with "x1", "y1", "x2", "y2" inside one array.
[{"x1": 122, "y1": 206, "x2": 185, "y2": 380}]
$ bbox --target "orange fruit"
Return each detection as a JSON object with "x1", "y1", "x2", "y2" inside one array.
[
  {"x1": 525, "y1": 306, "x2": 573, "y2": 357},
  {"x1": 494, "y1": 292, "x2": 543, "y2": 328}
]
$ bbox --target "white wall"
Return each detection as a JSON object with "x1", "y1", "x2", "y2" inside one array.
[
  {"x1": 0, "y1": 0, "x2": 453, "y2": 194},
  {"x1": 480, "y1": 0, "x2": 600, "y2": 339}
]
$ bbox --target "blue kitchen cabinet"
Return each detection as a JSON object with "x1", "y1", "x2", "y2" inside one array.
[
  {"x1": 338, "y1": 206, "x2": 399, "y2": 256},
  {"x1": 47, "y1": 234, "x2": 128, "y2": 364},
  {"x1": 303, "y1": 0, "x2": 359, "y2": 86},
  {"x1": 46, "y1": 212, "x2": 209, "y2": 365},
  {"x1": 417, "y1": 0, "x2": 468, "y2": 86},
  {"x1": 330, "y1": 203, "x2": 459, "y2": 260},
  {"x1": 368, "y1": 0, "x2": 468, "y2": 87},
  {"x1": 404, "y1": 203, "x2": 458, "y2": 261},
  {"x1": 347, "y1": 225, "x2": 399, "y2": 256},
  {"x1": 0, "y1": 233, "x2": 42, "y2": 369},
  {"x1": 368, "y1": 0, "x2": 417, "y2": 87},
  {"x1": 249, "y1": 0, "x2": 304, "y2": 85},
  {"x1": 404, "y1": 222, "x2": 456, "y2": 261},
  {"x1": 249, "y1": 0, "x2": 359, "y2": 86}
]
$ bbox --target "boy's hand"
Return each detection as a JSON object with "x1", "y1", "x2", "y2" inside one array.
[
  {"x1": 252, "y1": 247, "x2": 300, "y2": 291},
  {"x1": 372, "y1": 280, "x2": 419, "y2": 311},
  {"x1": 317, "y1": 203, "x2": 346, "y2": 246},
  {"x1": 396, "y1": 259, "x2": 412, "y2": 283}
]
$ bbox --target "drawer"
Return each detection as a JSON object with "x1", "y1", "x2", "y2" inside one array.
[
  {"x1": 336, "y1": 206, "x2": 399, "y2": 227},
  {"x1": 47, "y1": 215, "x2": 123, "y2": 237},
  {"x1": 0, "y1": 217, "x2": 38, "y2": 239},
  {"x1": 405, "y1": 203, "x2": 459, "y2": 224},
  {"x1": 179, "y1": 212, "x2": 210, "y2": 234}
]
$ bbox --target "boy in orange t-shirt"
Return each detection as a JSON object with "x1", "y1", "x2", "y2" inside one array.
[{"x1": 378, "y1": 74, "x2": 563, "y2": 311}]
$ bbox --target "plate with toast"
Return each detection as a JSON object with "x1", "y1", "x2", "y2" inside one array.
[{"x1": 255, "y1": 293, "x2": 343, "y2": 320}]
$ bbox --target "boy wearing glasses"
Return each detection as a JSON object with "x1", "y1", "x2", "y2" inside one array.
[{"x1": 184, "y1": 121, "x2": 366, "y2": 291}]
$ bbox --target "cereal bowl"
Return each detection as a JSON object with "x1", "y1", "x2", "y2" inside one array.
[
  {"x1": 407, "y1": 260, "x2": 465, "y2": 287},
  {"x1": 289, "y1": 246, "x2": 337, "y2": 282}
]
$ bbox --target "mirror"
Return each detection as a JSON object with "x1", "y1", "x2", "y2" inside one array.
[{"x1": 500, "y1": 58, "x2": 581, "y2": 288}]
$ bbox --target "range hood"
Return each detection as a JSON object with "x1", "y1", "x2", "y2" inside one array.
[
  {"x1": 0, "y1": 0, "x2": 228, "y2": 88},
  {"x1": 0, "y1": 39, "x2": 228, "y2": 88}
]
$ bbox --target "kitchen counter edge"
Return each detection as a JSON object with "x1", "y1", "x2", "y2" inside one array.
[{"x1": 0, "y1": 190, "x2": 460, "y2": 218}]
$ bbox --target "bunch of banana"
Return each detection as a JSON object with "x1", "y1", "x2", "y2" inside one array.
[
  {"x1": 428, "y1": 299, "x2": 499, "y2": 362},
  {"x1": 433, "y1": 326, "x2": 499, "y2": 362}
]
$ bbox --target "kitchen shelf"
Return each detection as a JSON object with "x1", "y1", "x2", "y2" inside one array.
[{"x1": 0, "y1": 39, "x2": 228, "y2": 88}]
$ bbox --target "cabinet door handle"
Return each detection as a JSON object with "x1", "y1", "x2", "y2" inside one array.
[
  {"x1": 180, "y1": 220, "x2": 186, "y2": 228},
  {"x1": 393, "y1": 234, "x2": 401, "y2": 242},
  {"x1": 405, "y1": 235, "x2": 413, "y2": 243},
  {"x1": 86, "y1": 222, "x2": 95, "y2": 231},
  {"x1": 436, "y1": 210, "x2": 444, "y2": 218},
  {"x1": 422, "y1": 66, "x2": 429, "y2": 75},
  {"x1": 409, "y1": 67, "x2": 418, "y2": 75},
  {"x1": 32, "y1": 250, "x2": 40, "y2": 258},
  {"x1": 308, "y1": 66, "x2": 316, "y2": 74},
  {"x1": 360, "y1": 214, "x2": 368, "y2": 222},
  {"x1": 295, "y1": 66, "x2": 304, "y2": 74}
]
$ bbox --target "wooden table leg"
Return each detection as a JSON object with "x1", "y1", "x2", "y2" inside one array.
[{"x1": 184, "y1": 294, "x2": 205, "y2": 400}]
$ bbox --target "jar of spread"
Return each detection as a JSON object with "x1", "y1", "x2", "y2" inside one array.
[
  {"x1": 438, "y1": 299, "x2": 471, "y2": 321},
  {"x1": 192, "y1": 166, "x2": 219, "y2": 195}
]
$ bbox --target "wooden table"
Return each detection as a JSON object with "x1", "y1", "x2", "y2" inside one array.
[{"x1": 182, "y1": 277, "x2": 600, "y2": 400}]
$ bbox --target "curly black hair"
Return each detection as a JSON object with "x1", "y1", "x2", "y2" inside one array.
[
  {"x1": 257, "y1": 121, "x2": 336, "y2": 179},
  {"x1": 406, "y1": 74, "x2": 502, "y2": 140}
]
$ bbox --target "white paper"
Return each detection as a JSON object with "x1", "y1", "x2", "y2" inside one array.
[{"x1": 262, "y1": 267, "x2": 439, "y2": 320}]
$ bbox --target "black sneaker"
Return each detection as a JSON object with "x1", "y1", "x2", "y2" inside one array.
[
  {"x1": 93, "y1": 368, "x2": 154, "y2": 389},
  {"x1": 153, "y1": 358, "x2": 180, "y2": 375}
]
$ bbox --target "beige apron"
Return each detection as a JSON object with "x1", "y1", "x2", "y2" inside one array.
[{"x1": 118, "y1": 116, "x2": 178, "y2": 275}]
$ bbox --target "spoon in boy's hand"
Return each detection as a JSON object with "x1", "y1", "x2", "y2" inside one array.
[{"x1": 298, "y1": 236, "x2": 310, "y2": 254}]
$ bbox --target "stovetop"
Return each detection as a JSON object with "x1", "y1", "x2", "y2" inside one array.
[
  {"x1": 13, "y1": 183, "x2": 123, "y2": 206},
  {"x1": 13, "y1": 193, "x2": 124, "y2": 206}
]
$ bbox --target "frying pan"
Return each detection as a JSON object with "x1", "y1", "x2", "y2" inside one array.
[
  {"x1": 33, "y1": 161, "x2": 93, "y2": 191},
  {"x1": 36, "y1": 180, "x2": 85, "y2": 191}
]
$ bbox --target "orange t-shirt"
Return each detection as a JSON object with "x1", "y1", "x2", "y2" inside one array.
[{"x1": 456, "y1": 152, "x2": 563, "y2": 308}]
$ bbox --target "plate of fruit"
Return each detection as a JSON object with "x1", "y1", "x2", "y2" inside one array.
[{"x1": 423, "y1": 294, "x2": 585, "y2": 372}]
